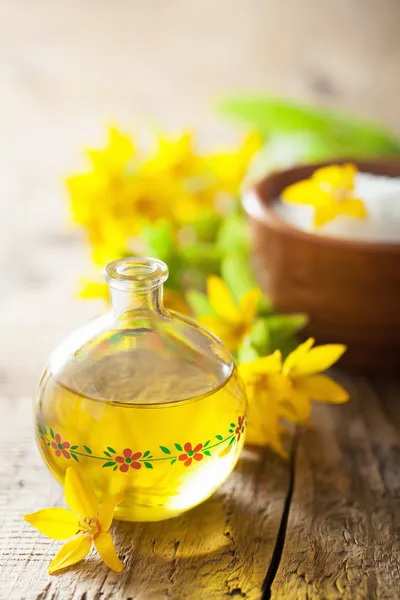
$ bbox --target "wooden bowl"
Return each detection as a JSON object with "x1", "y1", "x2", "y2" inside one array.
[{"x1": 243, "y1": 158, "x2": 400, "y2": 373}]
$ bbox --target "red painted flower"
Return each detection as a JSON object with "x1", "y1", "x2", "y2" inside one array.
[
  {"x1": 235, "y1": 415, "x2": 245, "y2": 442},
  {"x1": 51, "y1": 433, "x2": 70, "y2": 459},
  {"x1": 115, "y1": 448, "x2": 142, "y2": 472},
  {"x1": 178, "y1": 442, "x2": 203, "y2": 467}
]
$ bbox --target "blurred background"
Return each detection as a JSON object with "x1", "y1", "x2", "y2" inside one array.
[{"x1": 1, "y1": 0, "x2": 400, "y2": 396}]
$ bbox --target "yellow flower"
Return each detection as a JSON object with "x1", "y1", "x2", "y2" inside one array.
[
  {"x1": 282, "y1": 163, "x2": 367, "y2": 227},
  {"x1": 239, "y1": 338, "x2": 349, "y2": 455},
  {"x1": 199, "y1": 276, "x2": 261, "y2": 351},
  {"x1": 24, "y1": 467, "x2": 123, "y2": 575},
  {"x1": 66, "y1": 127, "x2": 261, "y2": 266}
]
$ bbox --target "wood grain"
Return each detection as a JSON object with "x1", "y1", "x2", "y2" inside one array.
[
  {"x1": 270, "y1": 375, "x2": 400, "y2": 600},
  {"x1": 0, "y1": 396, "x2": 292, "y2": 600}
]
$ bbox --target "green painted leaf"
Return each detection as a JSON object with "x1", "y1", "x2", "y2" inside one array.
[
  {"x1": 144, "y1": 462, "x2": 154, "y2": 469},
  {"x1": 107, "y1": 447, "x2": 116, "y2": 454},
  {"x1": 70, "y1": 445, "x2": 79, "y2": 450},
  {"x1": 71, "y1": 453, "x2": 79, "y2": 462},
  {"x1": 83, "y1": 446, "x2": 92, "y2": 454},
  {"x1": 102, "y1": 461, "x2": 116, "y2": 468},
  {"x1": 170, "y1": 458, "x2": 177, "y2": 465},
  {"x1": 230, "y1": 423, "x2": 236, "y2": 428},
  {"x1": 160, "y1": 446, "x2": 171, "y2": 455},
  {"x1": 204, "y1": 450, "x2": 212, "y2": 456},
  {"x1": 47, "y1": 441, "x2": 50, "y2": 447},
  {"x1": 42, "y1": 424, "x2": 47, "y2": 435},
  {"x1": 229, "y1": 437, "x2": 235, "y2": 446},
  {"x1": 175, "y1": 443, "x2": 183, "y2": 452},
  {"x1": 50, "y1": 428, "x2": 54, "y2": 439},
  {"x1": 216, "y1": 434, "x2": 223, "y2": 440},
  {"x1": 143, "y1": 450, "x2": 151, "y2": 458},
  {"x1": 203, "y1": 440, "x2": 211, "y2": 447},
  {"x1": 104, "y1": 451, "x2": 111, "y2": 458},
  {"x1": 229, "y1": 429, "x2": 233, "y2": 433},
  {"x1": 113, "y1": 465, "x2": 118, "y2": 471}
]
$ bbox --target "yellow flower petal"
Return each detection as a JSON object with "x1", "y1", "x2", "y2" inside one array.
[
  {"x1": 78, "y1": 279, "x2": 110, "y2": 303},
  {"x1": 98, "y1": 494, "x2": 123, "y2": 532},
  {"x1": 48, "y1": 535, "x2": 91, "y2": 575},
  {"x1": 238, "y1": 289, "x2": 261, "y2": 324},
  {"x1": 313, "y1": 204, "x2": 340, "y2": 228},
  {"x1": 339, "y1": 198, "x2": 368, "y2": 219},
  {"x1": 282, "y1": 180, "x2": 329, "y2": 206},
  {"x1": 24, "y1": 508, "x2": 79, "y2": 540},
  {"x1": 280, "y1": 390, "x2": 311, "y2": 424},
  {"x1": 64, "y1": 467, "x2": 98, "y2": 520},
  {"x1": 288, "y1": 344, "x2": 346, "y2": 377},
  {"x1": 94, "y1": 531, "x2": 124, "y2": 573},
  {"x1": 295, "y1": 374, "x2": 349, "y2": 403},
  {"x1": 313, "y1": 164, "x2": 356, "y2": 190},
  {"x1": 282, "y1": 338, "x2": 315, "y2": 376},
  {"x1": 239, "y1": 351, "x2": 282, "y2": 379},
  {"x1": 198, "y1": 316, "x2": 240, "y2": 350},
  {"x1": 206, "y1": 276, "x2": 239, "y2": 322}
]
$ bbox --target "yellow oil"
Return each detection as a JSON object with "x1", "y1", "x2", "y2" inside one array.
[{"x1": 35, "y1": 349, "x2": 247, "y2": 521}]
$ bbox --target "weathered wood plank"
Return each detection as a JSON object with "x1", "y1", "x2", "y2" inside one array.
[
  {"x1": 271, "y1": 376, "x2": 400, "y2": 600},
  {"x1": 0, "y1": 396, "x2": 291, "y2": 600}
]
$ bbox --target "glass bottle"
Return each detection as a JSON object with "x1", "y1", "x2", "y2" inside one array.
[{"x1": 35, "y1": 257, "x2": 247, "y2": 521}]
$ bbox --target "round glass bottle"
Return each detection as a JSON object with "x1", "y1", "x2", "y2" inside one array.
[{"x1": 35, "y1": 257, "x2": 247, "y2": 521}]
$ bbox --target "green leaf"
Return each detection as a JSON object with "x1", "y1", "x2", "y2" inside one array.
[
  {"x1": 143, "y1": 450, "x2": 151, "y2": 458},
  {"x1": 248, "y1": 318, "x2": 270, "y2": 354},
  {"x1": 50, "y1": 429, "x2": 54, "y2": 439},
  {"x1": 83, "y1": 446, "x2": 92, "y2": 454},
  {"x1": 229, "y1": 437, "x2": 235, "y2": 446},
  {"x1": 47, "y1": 441, "x2": 50, "y2": 447},
  {"x1": 104, "y1": 451, "x2": 111, "y2": 458},
  {"x1": 221, "y1": 252, "x2": 259, "y2": 305},
  {"x1": 139, "y1": 220, "x2": 176, "y2": 261},
  {"x1": 215, "y1": 434, "x2": 223, "y2": 441},
  {"x1": 186, "y1": 290, "x2": 213, "y2": 318},
  {"x1": 170, "y1": 458, "x2": 177, "y2": 465},
  {"x1": 204, "y1": 450, "x2": 212, "y2": 456},
  {"x1": 237, "y1": 342, "x2": 260, "y2": 364},
  {"x1": 217, "y1": 214, "x2": 249, "y2": 256},
  {"x1": 218, "y1": 97, "x2": 400, "y2": 155},
  {"x1": 230, "y1": 423, "x2": 236, "y2": 428},
  {"x1": 266, "y1": 313, "x2": 308, "y2": 342},
  {"x1": 70, "y1": 445, "x2": 79, "y2": 450},
  {"x1": 42, "y1": 424, "x2": 47, "y2": 435},
  {"x1": 113, "y1": 465, "x2": 118, "y2": 471},
  {"x1": 102, "y1": 461, "x2": 116, "y2": 468},
  {"x1": 144, "y1": 462, "x2": 154, "y2": 469},
  {"x1": 175, "y1": 443, "x2": 183, "y2": 452},
  {"x1": 70, "y1": 453, "x2": 79, "y2": 462},
  {"x1": 160, "y1": 446, "x2": 171, "y2": 455},
  {"x1": 107, "y1": 447, "x2": 116, "y2": 454},
  {"x1": 203, "y1": 440, "x2": 211, "y2": 447}
]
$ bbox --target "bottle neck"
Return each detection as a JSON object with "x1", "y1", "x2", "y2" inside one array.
[{"x1": 109, "y1": 283, "x2": 166, "y2": 318}]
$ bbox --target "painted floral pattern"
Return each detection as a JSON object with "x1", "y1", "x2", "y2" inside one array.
[
  {"x1": 178, "y1": 443, "x2": 203, "y2": 467},
  {"x1": 36, "y1": 415, "x2": 247, "y2": 472},
  {"x1": 51, "y1": 433, "x2": 71, "y2": 459},
  {"x1": 115, "y1": 449, "x2": 142, "y2": 472}
]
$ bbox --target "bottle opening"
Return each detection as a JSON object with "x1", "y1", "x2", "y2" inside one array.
[{"x1": 105, "y1": 257, "x2": 168, "y2": 289}]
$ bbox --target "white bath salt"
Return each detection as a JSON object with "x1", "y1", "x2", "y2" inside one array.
[{"x1": 274, "y1": 173, "x2": 400, "y2": 243}]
